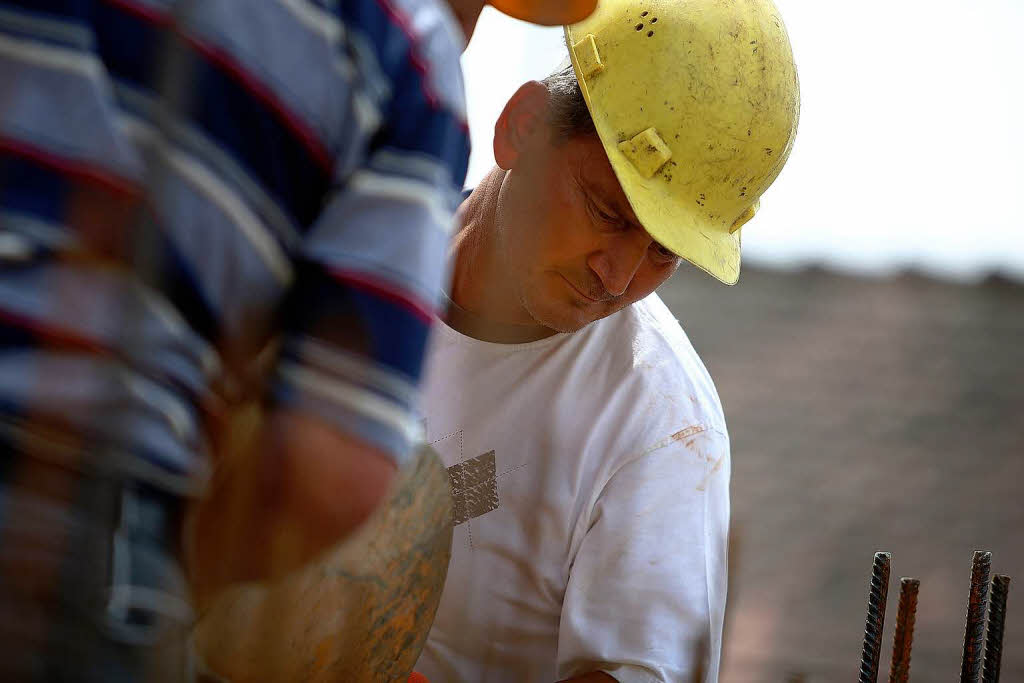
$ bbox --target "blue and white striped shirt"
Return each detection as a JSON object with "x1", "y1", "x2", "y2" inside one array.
[{"x1": 0, "y1": 0, "x2": 470, "y2": 492}]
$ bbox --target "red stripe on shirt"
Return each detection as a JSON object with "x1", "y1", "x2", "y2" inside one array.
[
  {"x1": 0, "y1": 136, "x2": 141, "y2": 200},
  {"x1": 0, "y1": 307, "x2": 109, "y2": 356},
  {"x1": 103, "y1": 0, "x2": 333, "y2": 173},
  {"x1": 373, "y1": 0, "x2": 470, "y2": 134},
  {"x1": 328, "y1": 267, "x2": 434, "y2": 325}
]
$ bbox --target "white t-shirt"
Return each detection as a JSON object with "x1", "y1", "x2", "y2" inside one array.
[{"x1": 415, "y1": 293, "x2": 730, "y2": 683}]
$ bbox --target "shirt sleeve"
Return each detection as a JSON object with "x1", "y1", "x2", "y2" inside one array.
[
  {"x1": 270, "y1": 2, "x2": 470, "y2": 467},
  {"x1": 556, "y1": 424, "x2": 731, "y2": 683}
]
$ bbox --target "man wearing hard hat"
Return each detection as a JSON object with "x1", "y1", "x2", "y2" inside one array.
[{"x1": 415, "y1": 1, "x2": 800, "y2": 681}]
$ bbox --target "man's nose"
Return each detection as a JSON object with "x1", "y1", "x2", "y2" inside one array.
[{"x1": 587, "y1": 234, "x2": 649, "y2": 297}]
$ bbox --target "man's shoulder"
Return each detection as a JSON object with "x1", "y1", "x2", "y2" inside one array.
[
  {"x1": 600, "y1": 295, "x2": 716, "y2": 395},
  {"x1": 588, "y1": 294, "x2": 726, "y2": 431},
  {"x1": 625, "y1": 294, "x2": 699, "y2": 363}
]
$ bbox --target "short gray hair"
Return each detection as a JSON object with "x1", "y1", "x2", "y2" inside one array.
[{"x1": 541, "y1": 65, "x2": 597, "y2": 142}]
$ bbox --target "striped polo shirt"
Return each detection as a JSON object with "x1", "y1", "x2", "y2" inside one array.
[{"x1": 0, "y1": 0, "x2": 470, "y2": 493}]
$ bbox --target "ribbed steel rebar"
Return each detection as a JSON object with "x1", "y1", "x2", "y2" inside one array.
[
  {"x1": 859, "y1": 552, "x2": 891, "y2": 683},
  {"x1": 982, "y1": 574, "x2": 1011, "y2": 683},
  {"x1": 961, "y1": 551, "x2": 992, "y2": 683},
  {"x1": 888, "y1": 577, "x2": 920, "y2": 683}
]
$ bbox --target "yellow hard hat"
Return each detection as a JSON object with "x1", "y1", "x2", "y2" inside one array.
[
  {"x1": 491, "y1": 0, "x2": 597, "y2": 26},
  {"x1": 565, "y1": 0, "x2": 800, "y2": 284}
]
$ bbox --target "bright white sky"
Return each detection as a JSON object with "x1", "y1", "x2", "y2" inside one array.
[{"x1": 461, "y1": 0, "x2": 1024, "y2": 282}]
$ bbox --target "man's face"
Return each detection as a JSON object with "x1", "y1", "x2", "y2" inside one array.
[{"x1": 496, "y1": 132, "x2": 681, "y2": 333}]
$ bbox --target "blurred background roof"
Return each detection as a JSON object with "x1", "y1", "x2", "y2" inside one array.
[
  {"x1": 461, "y1": 0, "x2": 1024, "y2": 283},
  {"x1": 662, "y1": 264, "x2": 1023, "y2": 681}
]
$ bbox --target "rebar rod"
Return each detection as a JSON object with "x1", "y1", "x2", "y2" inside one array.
[
  {"x1": 888, "y1": 577, "x2": 920, "y2": 683},
  {"x1": 961, "y1": 550, "x2": 992, "y2": 683},
  {"x1": 859, "y1": 552, "x2": 891, "y2": 683},
  {"x1": 981, "y1": 574, "x2": 1011, "y2": 683}
]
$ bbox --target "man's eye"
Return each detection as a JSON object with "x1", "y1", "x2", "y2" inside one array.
[
  {"x1": 650, "y1": 243, "x2": 678, "y2": 263},
  {"x1": 586, "y1": 200, "x2": 624, "y2": 230}
]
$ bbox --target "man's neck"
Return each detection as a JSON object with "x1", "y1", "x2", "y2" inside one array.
[
  {"x1": 441, "y1": 292, "x2": 557, "y2": 344},
  {"x1": 447, "y1": 168, "x2": 556, "y2": 343}
]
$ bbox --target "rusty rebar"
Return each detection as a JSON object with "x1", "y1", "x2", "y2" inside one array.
[
  {"x1": 859, "y1": 551, "x2": 891, "y2": 683},
  {"x1": 981, "y1": 574, "x2": 1011, "y2": 683},
  {"x1": 887, "y1": 577, "x2": 920, "y2": 683},
  {"x1": 961, "y1": 550, "x2": 992, "y2": 683}
]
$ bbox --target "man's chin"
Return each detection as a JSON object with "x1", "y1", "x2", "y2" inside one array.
[
  {"x1": 524, "y1": 300, "x2": 609, "y2": 334},
  {"x1": 543, "y1": 318, "x2": 591, "y2": 334}
]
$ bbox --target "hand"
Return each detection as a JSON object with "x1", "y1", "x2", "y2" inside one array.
[
  {"x1": 186, "y1": 406, "x2": 395, "y2": 609},
  {"x1": 191, "y1": 444, "x2": 454, "y2": 681}
]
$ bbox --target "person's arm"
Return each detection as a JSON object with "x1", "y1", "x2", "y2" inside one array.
[
  {"x1": 187, "y1": 408, "x2": 397, "y2": 605},
  {"x1": 556, "y1": 424, "x2": 731, "y2": 683},
  {"x1": 188, "y1": 5, "x2": 470, "y2": 603}
]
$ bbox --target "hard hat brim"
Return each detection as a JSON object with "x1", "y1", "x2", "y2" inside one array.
[
  {"x1": 607, "y1": 169, "x2": 744, "y2": 285},
  {"x1": 490, "y1": 0, "x2": 597, "y2": 26}
]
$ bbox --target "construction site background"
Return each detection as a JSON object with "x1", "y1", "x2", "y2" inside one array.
[{"x1": 660, "y1": 263, "x2": 1023, "y2": 681}]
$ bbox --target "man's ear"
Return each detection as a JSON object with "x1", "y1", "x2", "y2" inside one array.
[{"x1": 493, "y1": 80, "x2": 549, "y2": 171}]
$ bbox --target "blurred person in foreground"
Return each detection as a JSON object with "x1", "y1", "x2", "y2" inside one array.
[
  {"x1": 415, "y1": 1, "x2": 800, "y2": 681},
  {"x1": 0, "y1": 0, "x2": 594, "y2": 680}
]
